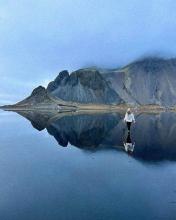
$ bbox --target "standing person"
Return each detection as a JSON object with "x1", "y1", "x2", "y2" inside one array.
[{"x1": 124, "y1": 108, "x2": 135, "y2": 132}]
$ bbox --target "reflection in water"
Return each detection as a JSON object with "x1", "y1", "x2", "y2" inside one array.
[
  {"x1": 47, "y1": 113, "x2": 121, "y2": 148},
  {"x1": 15, "y1": 111, "x2": 176, "y2": 162},
  {"x1": 123, "y1": 132, "x2": 135, "y2": 154}
]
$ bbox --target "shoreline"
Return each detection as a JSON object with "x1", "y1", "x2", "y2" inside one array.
[{"x1": 0, "y1": 103, "x2": 175, "y2": 113}]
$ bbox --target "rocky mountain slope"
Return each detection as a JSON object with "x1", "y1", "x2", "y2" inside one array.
[
  {"x1": 101, "y1": 57, "x2": 176, "y2": 106},
  {"x1": 1, "y1": 86, "x2": 59, "y2": 110},
  {"x1": 2, "y1": 57, "x2": 176, "y2": 109},
  {"x1": 47, "y1": 57, "x2": 176, "y2": 107},
  {"x1": 17, "y1": 86, "x2": 52, "y2": 105},
  {"x1": 47, "y1": 69, "x2": 123, "y2": 104}
]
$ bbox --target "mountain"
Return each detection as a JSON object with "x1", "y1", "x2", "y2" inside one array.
[
  {"x1": 17, "y1": 86, "x2": 52, "y2": 105},
  {"x1": 47, "y1": 69, "x2": 123, "y2": 104},
  {"x1": 47, "y1": 57, "x2": 176, "y2": 107},
  {"x1": 101, "y1": 57, "x2": 176, "y2": 106},
  {"x1": 1, "y1": 86, "x2": 60, "y2": 111},
  {"x1": 2, "y1": 57, "x2": 176, "y2": 109}
]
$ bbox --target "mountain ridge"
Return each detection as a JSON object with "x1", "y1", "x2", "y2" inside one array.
[{"x1": 1, "y1": 57, "x2": 176, "y2": 110}]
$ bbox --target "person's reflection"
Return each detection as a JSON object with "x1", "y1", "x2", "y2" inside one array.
[{"x1": 123, "y1": 131, "x2": 135, "y2": 155}]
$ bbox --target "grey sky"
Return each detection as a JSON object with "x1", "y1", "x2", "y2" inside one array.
[{"x1": 0, "y1": 0, "x2": 176, "y2": 104}]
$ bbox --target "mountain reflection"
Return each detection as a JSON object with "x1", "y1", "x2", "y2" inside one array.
[{"x1": 15, "y1": 110, "x2": 176, "y2": 162}]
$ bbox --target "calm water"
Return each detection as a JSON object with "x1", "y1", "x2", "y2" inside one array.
[{"x1": 0, "y1": 110, "x2": 176, "y2": 220}]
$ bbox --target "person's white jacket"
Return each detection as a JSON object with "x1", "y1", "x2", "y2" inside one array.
[{"x1": 124, "y1": 113, "x2": 135, "y2": 123}]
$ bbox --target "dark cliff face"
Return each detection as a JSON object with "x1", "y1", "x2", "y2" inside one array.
[
  {"x1": 47, "y1": 69, "x2": 123, "y2": 104},
  {"x1": 47, "y1": 70, "x2": 69, "y2": 92},
  {"x1": 102, "y1": 57, "x2": 176, "y2": 106},
  {"x1": 46, "y1": 57, "x2": 176, "y2": 106}
]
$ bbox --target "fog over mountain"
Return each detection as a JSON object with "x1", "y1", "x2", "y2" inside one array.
[{"x1": 1, "y1": 0, "x2": 176, "y2": 104}]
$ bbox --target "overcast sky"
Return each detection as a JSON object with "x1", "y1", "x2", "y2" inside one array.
[{"x1": 1, "y1": 0, "x2": 176, "y2": 104}]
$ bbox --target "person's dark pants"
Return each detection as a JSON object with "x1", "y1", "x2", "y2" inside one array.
[{"x1": 126, "y1": 122, "x2": 131, "y2": 131}]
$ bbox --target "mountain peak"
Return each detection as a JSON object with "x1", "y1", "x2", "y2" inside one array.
[
  {"x1": 17, "y1": 86, "x2": 51, "y2": 105},
  {"x1": 31, "y1": 86, "x2": 46, "y2": 96},
  {"x1": 47, "y1": 68, "x2": 123, "y2": 104},
  {"x1": 125, "y1": 57, "x2": 173, "y2": 72}
]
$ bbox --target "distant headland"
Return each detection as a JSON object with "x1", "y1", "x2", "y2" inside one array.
[{"x1": 1, "y1": 57, "x2": 176, "y2": 112}]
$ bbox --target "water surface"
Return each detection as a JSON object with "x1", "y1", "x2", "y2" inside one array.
[{"x1": 0, "y1": 110, "x2": 176, "y2": 220}]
